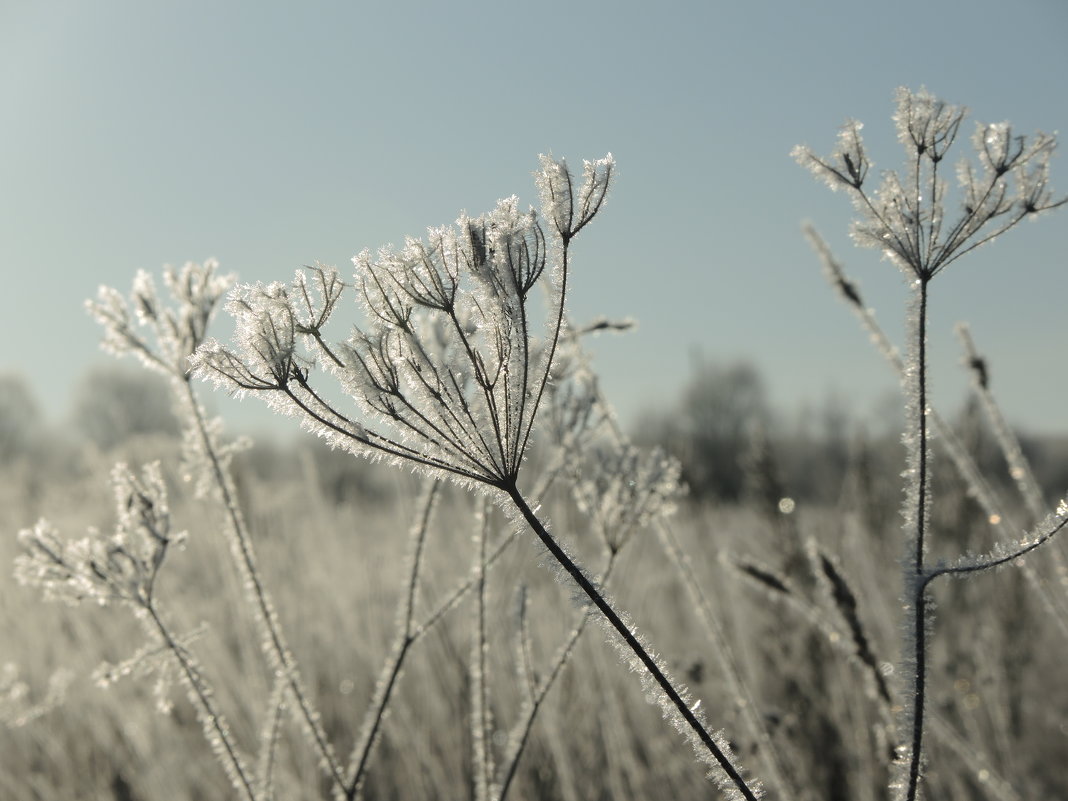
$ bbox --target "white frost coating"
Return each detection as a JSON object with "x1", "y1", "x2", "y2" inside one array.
[
  {"x1": 500, "y1": 495, "x2": 764, "y2": 801},
  {"x1": 799, "y1": 88, "x2": 1065, "y2": 801},
  {"x1": 796, "y1": 87, "x2": 1065, "y2": 282},
  {"x1": 188, "y1": 154, "x2": 613, "y2": 488}
]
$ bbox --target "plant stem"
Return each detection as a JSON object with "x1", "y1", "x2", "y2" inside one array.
[
  {"x1": 181, "y1": 379, "x2": 345, "y2": 789},
  {"x1": 503, "y1": 483, "x2": 760, "y2": 801},
  {"x1": 655, "y1": 521, "x2": 794, "y2": 801},
  {"x1": 345, "y1": 480, "x2": 439, "y2": 799},
  {"x1": 905, "y1": 276, "x2": 930, "y2": 801},
  {"x1": 145, "y1": 603, "x2": 255, "y2": 801},
  {"x1": 496, "y1": 552, "x2": 619, "y2": 801}
]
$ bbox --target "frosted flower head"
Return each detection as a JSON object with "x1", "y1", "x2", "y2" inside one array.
[
  {"x1": 14, "y1": 462, "x2": 184, "y2": 608},
  {"x1": 226, "y1": 282, "x2": 301, "y2": 385},
  {"x1": 88, "y1": 260, "x2": 235, "y2": 377},
  {"x1": 543, "y1": 347, "x2": 602, "y2": 451},
  {"x1": 793, "y1": 119, "x2": 870, "y2": 191},
  {"x1": 796, "y1": 88, "x2": 1065, "y2": 280},
  {"x1": 892, "y1": 86, "x2": 965, "y2": 162},
  {"x1": 193, "y1": 154, "x2": 614, "y2": 488},
  {"x1": 572, "y1": 442, "x2": 684, "y2": 552},
  {"x1": 291, "y1": 263, "x2": 347, "y2": 334},
  {"x1": 536, "y1": 153, "x2": 614, "y2": 241},
  {"x1": 336, "y1": 194, "x2": 558, "y2": 483}
]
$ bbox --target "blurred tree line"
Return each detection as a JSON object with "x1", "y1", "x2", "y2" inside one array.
[
  {"x1": 633, "y1": 354, "x2": 1068, "y2": 512},
  {"x1": 3, "y1": 361, "x2": 1067, "y2": 514}
]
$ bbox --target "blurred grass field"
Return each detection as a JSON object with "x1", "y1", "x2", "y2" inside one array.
[{"x1": 3, "y1": 427, "x2": 1066, "y2": 801}]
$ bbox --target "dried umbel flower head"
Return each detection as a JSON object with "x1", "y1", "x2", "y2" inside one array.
[
  {"x1": 793, "y1": 87, "x2": 1064, "y2": 280},
  {"x1": 191, "y1": 155, "x2": 614, "y2": 489},
  {"x1": 15, "y1": 462, "x2": 184, "y2": 608},
  {"x1": 572, "y1": 442, "x2": 684, "y2": 552},
  {"x1": 88, "y1": 260, "x2": 235, "y2": 377}
]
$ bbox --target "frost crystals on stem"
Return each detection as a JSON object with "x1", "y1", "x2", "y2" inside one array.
[
  {"x1": 797, "y1": 87, "x2": 1065, "y2": 801},
  {"x1": 192, "y1": 154, "x2": 764, "y2": 800}
]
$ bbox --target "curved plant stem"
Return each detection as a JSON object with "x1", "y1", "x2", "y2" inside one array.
[{"x1": 503, "y1": 482, "x2": 761, "y2": 801}]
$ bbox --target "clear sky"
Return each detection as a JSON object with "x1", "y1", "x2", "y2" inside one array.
[{"x1": 3, "y1": 0, "x2": 1067, "y2": 439}]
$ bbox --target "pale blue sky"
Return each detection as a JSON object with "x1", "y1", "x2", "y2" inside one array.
[{"x1": 3, "y1": 0, "x2": 1067, "y2": 438}]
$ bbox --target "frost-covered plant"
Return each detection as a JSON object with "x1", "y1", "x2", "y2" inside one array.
[
  {"x1": 492, "y1": 394, "x2": 685, "y2": 801},
  {"x1": 191, "y1": 158, "x2": 613, "y2": 487},
  {"x1": 571, "y1": 441, "x2": 682, "y2": 553},
  {"x1": 16, "y1": 463, "x2": 180, "y2": 609},
  {"x1": 191, "y1": 155, "x2": 762, "y2": 800},
  {"x1": 88, "y1": 261, "x2": 345, "y2": 792},
  {"x1": 796, "y1": 87, "x2": 1067, "y2": 801},
  {"x1": 15, "y1": 463, "x2": 257, "y2": 797}
]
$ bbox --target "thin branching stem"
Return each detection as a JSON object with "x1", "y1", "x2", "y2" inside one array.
[
  {"x1": 282, "y1": 381, "x2": 489, "y2": 483},
  {"x1": 925, "y1": 514, "x2": 1068, "y2": 583},
  {"x1": 145, "y1": 602, "x2": 256, "y2": 801},
  {"x1": 516, "y1": 243, "x2": 570, "y2": 469},
  {"x1": 344, "y1": 463, "x2": 567, "y2": 798}
]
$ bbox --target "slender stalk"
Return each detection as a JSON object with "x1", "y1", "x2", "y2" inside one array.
[
  {"x1": 255, "y1": 675, "x2": 287, "y2": 801},
  {"x1": 904, "y1": 277, "x2": 930, "y2": 801},
  {"x1": 181, "y1": 379, "x2": 345, "y2": 789},
  {"x1": 344, "y1": 480, "x2": 439, "y2": 799},
  {"x1": 503, "y1": 483, "x2": 761, "y2": 801},
  {"x1": 145, "y1": 602, "x2": 256, "y2": 801},
  {"x1": 655, "y1": 521, "x2": 794, "y2": 801},
  {"x1": 471, "y1": 500, "x2": 493, "y2": 801},
  {"x1": 343, "y1": 463, "x2": 593, "y2": 799},
  {"x1": 955, "y1": 324, "x2": 1046, "y2": 521},
  {"x1": 955, "y1": 325, "x2": 1068, "y2": 626},
  {"x1": 495, "y1": 552, "x2": 619, "y2": 801}
]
